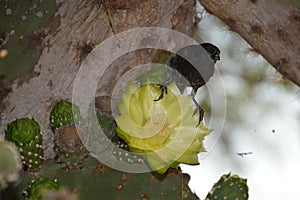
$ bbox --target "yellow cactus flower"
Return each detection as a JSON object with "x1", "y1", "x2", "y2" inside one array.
[{"x1": 114, "y1": 82, "x2": 211, "y2": 174}]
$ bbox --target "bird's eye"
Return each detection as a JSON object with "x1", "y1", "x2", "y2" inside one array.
[{"x1": 215, "y1": 53, "x2": 220, "y2": 61}]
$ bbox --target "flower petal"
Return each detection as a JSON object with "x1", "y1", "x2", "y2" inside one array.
[{"x1": 114, "y1": 81, "x2": 211, "y2": 174}]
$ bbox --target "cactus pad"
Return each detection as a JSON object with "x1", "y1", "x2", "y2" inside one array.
[
  {"x1": 2, "y1": 152, "x2": 199, "y2": 200},
  {"x1": 205, "y1": 172, "x2": 249, "y2": 200},
  {"x1": 0, "y1": 0, "x2": 57, "y2": 81},
  {"x1": 42, "y1": 157, "x2": 199, "y2": 200},
  {"x1": 5, "y1": 118, "x2": 44, "y2": 170},
  {"x1": 50, "y1": 100, "x2": 80, "y2": 130},
  {"x1": 0, "y1": 140, "x2": 22, "y2": 189}
]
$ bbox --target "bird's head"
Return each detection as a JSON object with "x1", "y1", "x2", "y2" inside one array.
[{"x1": 200, "y1": 43, "x2": 220, "y2": 63}]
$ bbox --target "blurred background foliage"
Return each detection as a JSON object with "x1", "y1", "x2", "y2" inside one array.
[{"x1": 181, "y1": 3, "x2": 300, "y2": 199}]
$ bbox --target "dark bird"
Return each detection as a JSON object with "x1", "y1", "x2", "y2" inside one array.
[
  {"x1": 155, "y1": 43, "x2": 220, "y2": 126},
  {"x1": 168, "y1": 43, "x2": 220, "y2": 92}
]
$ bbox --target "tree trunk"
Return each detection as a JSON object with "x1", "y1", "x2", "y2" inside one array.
[
  {"x1": 199, "y1": 0, "x2": 300, "y2": 86},
  {"x1": 0, "y1": 0, "x2": 198, "y2": 157}
]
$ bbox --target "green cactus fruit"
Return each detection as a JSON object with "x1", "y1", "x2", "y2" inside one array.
[
  {"x1": 112, "y1": 139, "x2": 145, "y2": 164},
  {"x1": 84, "y1": 112, "x2": 115, "y2": 154},
  {"x1": 50, "y1": 101, "x2": 80, "y2": 130},
  {"x1": 205, "y1": 172, "x2": 249, "y2": 200},
  {"x1": 54, "y1": 125, "x2": 88, "y2": 171},
  {"x1": 24, "y1": 178, "x2": 60, "y2": 200},
  {"x1": 86, "y1": 112, "x2": 145, "y2": 164},
  {"x1": 0, "y1": 140, "x2": 22, "y2": 189},
  {"x1": 95, "y1": 112, "x2": 117, "y2": 140},
  {"x1": 5, "y1": 118, "x2": 44, "y2": 170},
  {"x1": 95, "y1": 112, "x2": 145, "y2": 163}
]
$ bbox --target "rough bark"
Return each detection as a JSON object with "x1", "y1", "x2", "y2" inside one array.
[
  {"x1": 0, "y1": 0, "x2": 198, "y2": 157},
  {"x1": 199, "y1": 0, "x2": 300, "y2": 86}
]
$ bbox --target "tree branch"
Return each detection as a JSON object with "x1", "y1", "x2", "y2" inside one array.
[{"x1": 199, "y1": 0, "x2": 300, "y2": 86}]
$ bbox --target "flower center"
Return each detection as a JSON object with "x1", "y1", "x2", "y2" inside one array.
[{"x1": 140, "y1": 104, "x2": 168, "y2": 138}]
